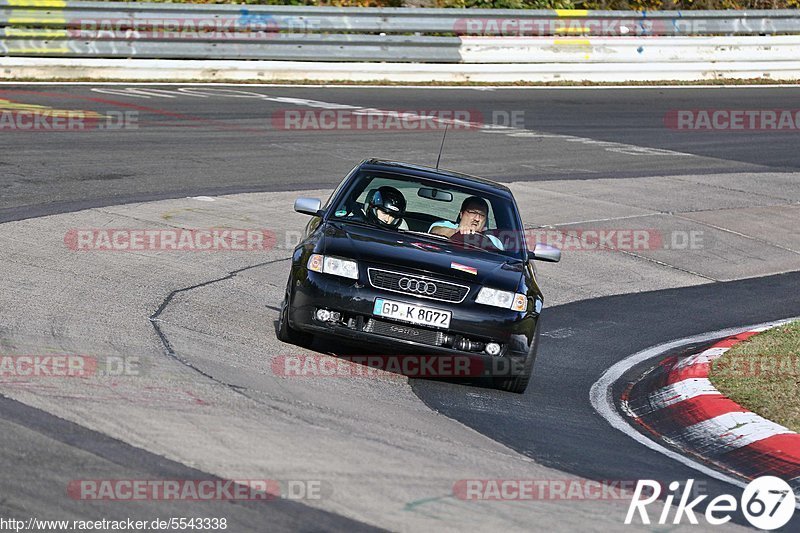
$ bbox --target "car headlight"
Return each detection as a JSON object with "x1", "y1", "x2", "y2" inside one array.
[
  {"x1": 476, "y1": 287, "x2": 527, "y2": 312},
  {"x1": 307, "y1": 254, "x2": 359, "y2": 280}
]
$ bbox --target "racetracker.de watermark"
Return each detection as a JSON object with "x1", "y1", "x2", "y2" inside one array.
[
  {"x1": 453, "y1": 17, "x2": 710, "y2": 36},
  {"x1": 70, "y1": 9, "x2": 318, "y2": 39},
  {"x1": 0, "y1": 355, "x2": 94, "y2": 378},
  {"x1": 527, "y1": 228, "x2": 704, "y2": 252},
  {"x1": 272, "y1": 355, "x2": 527, "y2": 379},
  {"x1": 271, "y1": 109, "x2": 526, "y2": 131},
  {"x1": 665, "y1": 109, "x2": 800, "y2": 131},
  {"x1": 71, "y1": 18, "x2": 280, "y2": 39},
  {"x1": 0, "y1": 110, "x2": 138, "y2": 131},
  {"x1": 713, "y1": 354, "x2": 800, "y2": 377},
  {"x1": 67, "y1": 479, "x2": 330, "y2": 501},
  {"x1": 64, "y1": 228, "x2": 277, "y2": 252},
  {"x1": 453, "y1": 479, "x2": 656, "y2": 501},
  {"x1": 280, "y1": 229, "x2": 704, "y2": 253},
  {"x1": 0, "y1": 355, "x2": 142, "y2": 379}
]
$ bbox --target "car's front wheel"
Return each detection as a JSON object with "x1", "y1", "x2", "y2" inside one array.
[
  {"x1": 493, "y1": 327, "x2": 539, "y2": 394},
  {"x1": 494, "y1": 355, "x2": 533, "y2": 394},
  {"x1": 277, "y1": 279, "x2": 314, "y2": 349}
]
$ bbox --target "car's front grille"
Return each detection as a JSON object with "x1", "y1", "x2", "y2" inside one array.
[
  {"x1": 363, "y1": 318, "x2": 446, "y2": 346},
  {"x1": 367, "y1": 268, "x2": 470, "y2": 303}
]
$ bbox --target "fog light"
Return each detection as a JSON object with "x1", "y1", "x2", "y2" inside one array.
[
  {"x1": 316, "y1": 309, "x2": 331, "y2": 322},
  {"x1": 486, "y1": 342, "x2": 501, "y2": 356}
]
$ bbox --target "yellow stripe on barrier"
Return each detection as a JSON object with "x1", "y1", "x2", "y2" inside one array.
[
  {"x1": 555, "y1": 10, "x2": 589, "y2": 17},
  {"x1": 8, "y1": 13, "x2": 68, "y2": 25},
  {"x1": 5, "y1": 0, "x2": 67, "y2": 7},
  {"x1": 553, "y1": 39, "x2": 591, "y2": 46},
  {"x1": 554, "y1": 27, "x2": 591, "y2": 34},
  {"x1": 3, "y1": 47, "x2": 71, "y2": 53},
  {"x1": 5, "y1": 27, "x2": 68, "y2": 37}
]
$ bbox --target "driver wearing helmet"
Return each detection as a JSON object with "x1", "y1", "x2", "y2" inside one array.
[{"x1": 364, "y1": 186, "x2": 408, "y2": 230}]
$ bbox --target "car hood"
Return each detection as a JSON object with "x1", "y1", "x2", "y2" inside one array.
[{"x1": 320, "y1": 222, "x2": 524, "y2": 291}]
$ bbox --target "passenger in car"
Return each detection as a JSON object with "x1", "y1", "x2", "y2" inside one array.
[
  {"x1": 334, "y1": 186, "x2": 409, "y2": 230},
  {"x1": 364, "y1": 186, "x2": 409, "y2": 230},
  {"x1": 429, "y1": 196, "x2": 504, "y2": 250}
]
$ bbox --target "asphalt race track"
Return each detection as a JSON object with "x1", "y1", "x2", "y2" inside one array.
[
  {"x1": 414, "y1": 272, "x2": 800, "y2": 528},
  {"x1": 1, "y1": 84, "x2": 799, "y2": 531},
  {"x1": 2, "y1": 85, "x2": 800, "y2": 222}
]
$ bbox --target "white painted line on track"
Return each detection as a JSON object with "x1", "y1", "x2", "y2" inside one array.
[{"x1": 589, "y1": 317, "x2": 799, "y2": 498}]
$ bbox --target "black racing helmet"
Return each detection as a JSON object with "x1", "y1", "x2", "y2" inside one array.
[{"x1": 365, "y1": 186, "x2": 406, "y2": 229}]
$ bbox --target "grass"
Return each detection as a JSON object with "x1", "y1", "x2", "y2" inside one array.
[{"x1": 709, "y1": 320, "x2": 800, "y2": 433}]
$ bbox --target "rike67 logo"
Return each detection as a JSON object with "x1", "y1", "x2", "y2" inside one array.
[{"x1": 626, "y1": 477, "x2": 797, "y2": 529}]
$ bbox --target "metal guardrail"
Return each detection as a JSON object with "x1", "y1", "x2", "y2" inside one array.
[
  {"x1": 1, "y1": 1, "x2": 800, "y2": 62},
  {"x1": 0, "y1": 29, "x2": 462, "y2": 62},
  {"x1": 460, "y1": 35, "x2": 800, "y2": 64}
]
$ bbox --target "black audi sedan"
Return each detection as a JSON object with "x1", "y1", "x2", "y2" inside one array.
[{"x1": 278, "y1": 159, "x2": 560, "y2": 393}]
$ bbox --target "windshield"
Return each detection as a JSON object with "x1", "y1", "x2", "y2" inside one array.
[{"x1": 329, "y1": 170, "x2": 527, "y2": 260}]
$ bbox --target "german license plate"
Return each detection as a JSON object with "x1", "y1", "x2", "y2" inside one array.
[{"x1": 373, "y1": 298, "x2": 451, "y2": 329}]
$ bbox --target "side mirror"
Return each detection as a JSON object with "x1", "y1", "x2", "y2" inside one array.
[
  {"x1": 530, "y1": 243, "x2": 561, "y2": 263},
  {"x1": 294, "y1": 197, "x2": 322, "y2": 216}
]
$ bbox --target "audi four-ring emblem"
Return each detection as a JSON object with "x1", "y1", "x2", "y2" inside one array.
[{"x1": 398, "y1": 277, "x2": 437, "y2": 295}]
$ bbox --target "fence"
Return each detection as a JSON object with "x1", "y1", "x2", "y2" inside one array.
[{"x1": 2, "y1": 2, "x2": 800, "y2": 63}]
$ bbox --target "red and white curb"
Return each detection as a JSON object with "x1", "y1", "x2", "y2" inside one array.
[
  {"x1": 622, "y1": 325, "x2": 800, "y2": 493},
  {"x1": 590, "y1": 318, "x2": 800, "y2": 507}
]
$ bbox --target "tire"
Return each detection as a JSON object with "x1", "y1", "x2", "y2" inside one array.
[
  {"x1": 494, "y1": 326, "x2": 540, "y2": 394},
  {"x1": 277, "y1": 280, "x2": 314, "y2": 349}
]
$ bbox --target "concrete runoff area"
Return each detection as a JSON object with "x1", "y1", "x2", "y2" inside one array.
[
  {"x1": 1, "y1": 169, "x2": 798, "y2": 530},
  {"x1": 0, "y1": 398, "x2": 379, "y2": 531}
]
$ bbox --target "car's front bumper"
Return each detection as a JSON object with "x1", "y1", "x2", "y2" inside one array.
[{"x1": 288, "y1": 268, "x2": 539, "y2": 360}]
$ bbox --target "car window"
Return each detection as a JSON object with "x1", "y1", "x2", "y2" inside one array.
[
  {"x1": 330, "y1": 170, "x2": 524, "y2": 259},
  {"x1": 322, "y1": 163, "x2": 359, "y2": 211},
  {"x1": 350, "y1": 175, "x2": 497, "y2": 230}
]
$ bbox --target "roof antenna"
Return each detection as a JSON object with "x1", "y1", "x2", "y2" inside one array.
[{"x1": 435, "y1": 123, "x2": 449, "y2": 170}]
